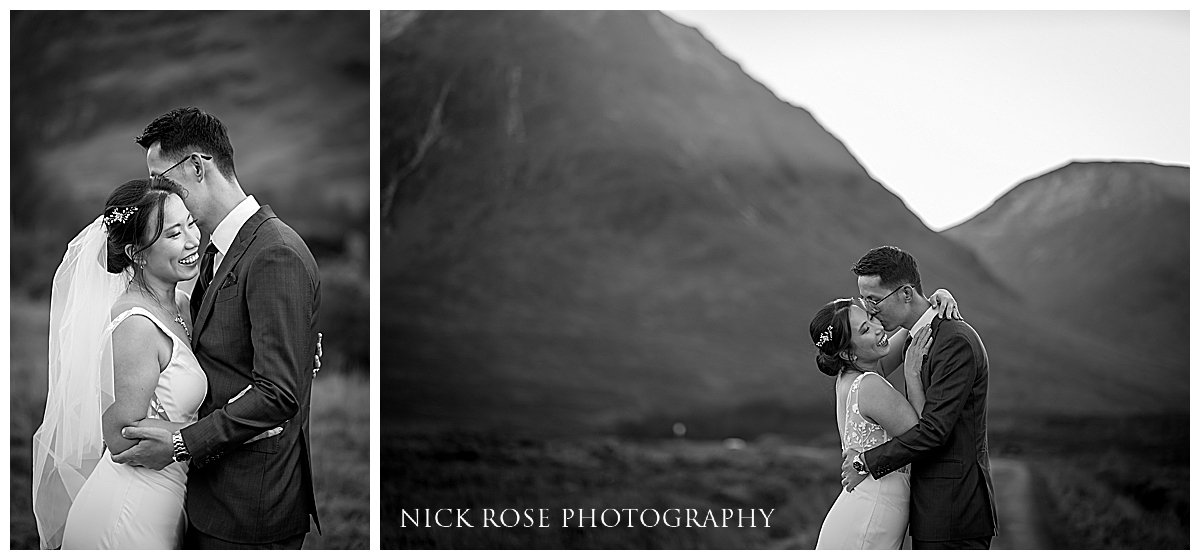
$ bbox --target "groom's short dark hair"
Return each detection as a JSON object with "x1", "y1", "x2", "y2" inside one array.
[
  {"x1": 136, "y1": 107, "x2": 237, "y2": 180},
  {"x1": 852, "y1": 246, "x2": 925, "y2": 296}
]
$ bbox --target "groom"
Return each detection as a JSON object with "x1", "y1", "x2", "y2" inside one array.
[
  {"x1": 840, "y1": 246, "x2": 997, "y2": 549},
  {"x1": 113, "y1": 107, "x2": 321, "y2": 549}
]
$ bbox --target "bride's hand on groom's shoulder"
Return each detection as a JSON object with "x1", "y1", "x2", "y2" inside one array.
[{"x1": 929, "y1": 288, "x2": 963, "y2": 320}]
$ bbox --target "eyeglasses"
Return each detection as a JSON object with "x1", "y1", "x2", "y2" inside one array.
[
  {"x1": 152, "y1": 153, "x2": 212, "y2": 180},
  {"x1": 862, "y1": 284, "x2": 909, "y2": 314}
]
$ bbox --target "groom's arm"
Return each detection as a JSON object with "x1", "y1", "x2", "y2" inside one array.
[
  {"x1": 860, "y1": 327, "x2": 977, "y2": 479},
  {"x1": 181, "y1": 242, "x2": 316, "y2": 465}
]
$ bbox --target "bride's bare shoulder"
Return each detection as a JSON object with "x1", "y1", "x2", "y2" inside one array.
[
  {"x1": 107, "y1": 294, "x2": 169, "y2": 354},
  {"x1": 109, "y1": 291, "x2": 144, "y2": 320}
]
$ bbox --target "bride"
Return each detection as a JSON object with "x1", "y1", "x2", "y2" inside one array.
[
  {"x1": 32, "y1": 177, "x2": 205, "y2": 549},
  {"x1": 809, "y1": 293, "x2": 953, "y2": 549}
]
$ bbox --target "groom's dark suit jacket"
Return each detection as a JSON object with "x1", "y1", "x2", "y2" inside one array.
[
  {"x1": 862, "y1": 316, "x2": 997, "y2": 542},
  {"x1": 180, "y1": 205, "x2": 321, "y2": 544}
]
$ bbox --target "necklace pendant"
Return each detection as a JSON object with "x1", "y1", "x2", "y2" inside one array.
[{"x1": 174, "y1": 313, "x2": 191, "y2": 340}]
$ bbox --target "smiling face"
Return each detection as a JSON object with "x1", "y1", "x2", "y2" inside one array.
[
  {"x1": 845, "y1": 302, "x2": 890, "y2": 365},
  {"x1": 138, "y1": 193, "x2": 201, "y2": 284}
]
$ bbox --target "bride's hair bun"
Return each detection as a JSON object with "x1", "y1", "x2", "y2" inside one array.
[
  {"x1": 102, "y1": 178, "x2": 187, "y2": 274},
  {"x1": 810, "y1": 298, "x2": 857, "y2": 377}
]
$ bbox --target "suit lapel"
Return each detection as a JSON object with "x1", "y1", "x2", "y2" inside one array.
[
  {"x1": 922, "y1": 316, "x2": 945, "y2": 386},
  {"x1": 193, "y1": 206, "x2": 278, "y2": 341}
]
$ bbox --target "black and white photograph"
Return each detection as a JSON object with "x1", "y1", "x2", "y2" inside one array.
[
  {"x1": 382, "y1": 10, "x2": 1188, "y2": 549},
  {"x1": 8, "y1": 11, "x2": 369, "y2": 549}
]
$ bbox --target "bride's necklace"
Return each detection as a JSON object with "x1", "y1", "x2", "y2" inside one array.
[
  {"x1": 174, "y1": 313, "x2": 191, "y2": 341},
  {"x1": 162, "y1": 302, "x2": 190, "y2": 342},
  {"x1": 130, "y1": 282, "x2": 190, "y2": 341}
]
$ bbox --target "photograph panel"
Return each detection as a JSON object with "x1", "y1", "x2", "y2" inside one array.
[
  {"x1": 10, "y1": 10, "x2": 370, "y2": 550},
  {"x1": 381, "y1": 10, "x2": 1187, "y2": 549}
]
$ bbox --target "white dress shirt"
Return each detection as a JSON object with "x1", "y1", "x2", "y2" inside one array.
[
  {"x1": 909, "y1": 304, "x2": 938, "y2": 339},
  {"x1": 209, "y1": 195, "x2": 261, "y2": 271}
]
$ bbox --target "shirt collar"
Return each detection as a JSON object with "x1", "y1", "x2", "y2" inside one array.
[
  {"x1": 209, "y1": 195, "x2": 260, "y2": 255},
  {"x1": 910, "y1": 303, "x2": 938, "y2": 336}
]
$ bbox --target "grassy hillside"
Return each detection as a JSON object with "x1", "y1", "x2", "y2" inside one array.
[
  {"x1": 381, "y1": 12, "x2": 1182, "y2": 442},
  {"x1": 946, "y1": 161, "x2": 1188, "y2": 369}
]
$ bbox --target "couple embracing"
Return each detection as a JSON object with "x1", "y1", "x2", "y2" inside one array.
[
  {"x1": 32, "y1": 107, "x2": 321, "y2": 549},
  {"x1": 811, "y1": 246, "x2": 998, "y2": 549}
]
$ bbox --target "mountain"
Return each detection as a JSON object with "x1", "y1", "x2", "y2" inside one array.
[
  {"x1": 381, "y1": 11, "x2": 1183, "y2": 437},
  {"x1": 945, "y1": 161, "x2": 1189, "y2": 370}
]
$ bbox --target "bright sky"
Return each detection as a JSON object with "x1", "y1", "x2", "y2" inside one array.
[{"x1": 666, "y1": 10, "x2": 1190, "y2": 231}]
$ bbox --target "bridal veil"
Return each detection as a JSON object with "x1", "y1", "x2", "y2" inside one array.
[{"x1": 31, "y1": 216, "x2": 130, "y2": 549}]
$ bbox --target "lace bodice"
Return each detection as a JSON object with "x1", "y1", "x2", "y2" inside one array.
[
  {"x1": 105, "y1": 307, "x2": 207, "y2": 424},
  {"x1": 841, "y1": 372, "x2": 891, "y2": 453}
]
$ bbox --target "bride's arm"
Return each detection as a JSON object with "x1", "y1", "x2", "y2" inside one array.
[
  {"x1": 844, "y1": 375, "x2": 920, "y2": 491},
  {"x1": 117, "y1": 292, "x2": 196, "y2": 436},
  {"x1": 879, "y1": 287, "x2": 960, "y2": 377},
  {"x1": 857, "y1": 375, "x2": 919, "y2": 437},
  {"x1": 101, "y1": 316, "x2": 173, "y2": 455}
]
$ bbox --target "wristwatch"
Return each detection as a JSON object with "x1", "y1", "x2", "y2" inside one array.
[
  {"x1": 171, "y1": 430, "x2": 191, "y2": 463},
  {"x1": 852, "y1": 453, "x2": 869, "y2": 476}
]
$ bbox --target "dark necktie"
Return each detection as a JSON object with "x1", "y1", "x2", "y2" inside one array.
[
  {"x1": 902, "y1": 332, "x2": 916, "y2": 395},
  {"x1": 191, "y1": 244, "x2": 220, "y2": 318}
]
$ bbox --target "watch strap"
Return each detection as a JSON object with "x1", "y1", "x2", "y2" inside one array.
[{"x1": 172, "y1": 430, "x2": 190, "y2": 462}]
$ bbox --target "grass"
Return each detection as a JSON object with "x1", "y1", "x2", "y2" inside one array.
[
  {"x1": 1030, "y1": 455, "x2": 1189, "y2": 549},
  {"x1": 300, "y1": 372, "x2": 370, "y2": 549},
  {"x1": 990, "y1": 414, "x2": 1189, "y2": 549},
  {"x1": 8, "y1": 296, "x2": 368, "y2": 549},
  {"x1": 383, "y1": 412, "x2": 1190, "y2": 549},
  {"x1": 383, "y1": 430, "x2": 842, "y2": 549}
]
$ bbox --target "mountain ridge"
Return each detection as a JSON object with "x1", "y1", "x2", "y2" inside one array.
[
  {"x1": 946, "y1": 160, "x2": 1188, "y2": 371},
  {"x1": 948, "y1": 160, "x2": 1187, "y2": 231}
]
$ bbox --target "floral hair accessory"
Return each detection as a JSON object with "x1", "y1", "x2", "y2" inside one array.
[
  {"x1": 103, "y1": 206, "x2": 138, "y2": 227},
  {"x1": 815, "y1": 324, "x2": 834, "y2": 350}
]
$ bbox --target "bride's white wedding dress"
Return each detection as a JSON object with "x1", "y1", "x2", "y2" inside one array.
[
  {"x1": 60, "y1": 308, "x2": 207, "y2": 549},
  {"x1": 815, "y1": 372, "x2": 910, "y2": 549}
]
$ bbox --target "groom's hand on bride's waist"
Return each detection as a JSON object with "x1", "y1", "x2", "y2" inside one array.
[
  {"x1": 111, "y1": 425, "x2": 175, "y2": 471},
  {"x1": 841, "y1": 448, "x2": 868, "y2": 492}
]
